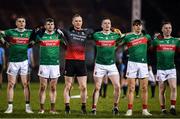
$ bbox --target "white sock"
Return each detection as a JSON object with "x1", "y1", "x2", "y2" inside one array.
[
  {"x1": 26, "y1": 104, "x2": 30, "y2": 108},
  {"x1": 8, "y1": 104, "x2": 13, "y2": 108},
  {"x1": 170, "y1": 105, "x2": 175, "y2": 109},
  {"x1": 127, "y1": 109, "x2": 132, "y2": 112}
]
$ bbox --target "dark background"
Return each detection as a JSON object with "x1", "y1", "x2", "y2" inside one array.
[{"x1": 0, "y1": 0, "x2": 180, "y2": 35}]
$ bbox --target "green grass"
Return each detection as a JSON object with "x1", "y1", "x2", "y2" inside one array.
[{"x1": 0, "y1": 82, "x2": 179, "y2": 118}]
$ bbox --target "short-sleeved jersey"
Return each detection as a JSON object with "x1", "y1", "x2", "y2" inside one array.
[
  {"x1": 64, "y1": 28, "x2": 92, "y2": 60},
  {"x1": 152, "y1": 37, "x2": 180, "y2": 70},
  {"x1": 122, "y1": 33, "x2": 151, "y2": 63},
  {"x1": 36, "y1": 31, "x2": 62, "y2": 65},
  {"x1": 93, "y1": 31, "x2": 121, "y2": 65},
  {"x1": 4, "y1": 29, "x2": 32, "y2": 62}
]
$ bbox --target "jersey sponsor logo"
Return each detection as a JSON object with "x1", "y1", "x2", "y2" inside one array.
[
  {"x1": 40, "y1": 40, "x2": 60, "y2": 46},
  {"x1": 9, "y1": 37, "x2": 29, "y2": 44},
  {"x1": 157, "y1": 44, "x2": 176, "y2": 51},
  {"x1": 127, "y1": 37, "x2": 147, "y2": 48},
  {"x1": 70, "y1": 33, "x2": 86, "y2": 42},
  {"x1": 96, "y1": 40, "x2": 116, "y2": 47}
]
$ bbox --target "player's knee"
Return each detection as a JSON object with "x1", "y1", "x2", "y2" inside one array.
[
  {"x1": 80, "y1": 85, "x2": 87, "y2": 92},
  {"x1": 23, "y1": 82, "x2": 29, "y2": 88},
  {"x1": 8, "y1": 82, "x2": 15, "y2": 89},
  {"x1": 129, "y1": 86, "x2": 135, "y2": 93},
  {"x1": 114, "y1": 84, "x2": 120, "y2": 92},
  {"x1": 141, "y1": 85, "x2": 148, "y2": 93},
  {"x1": 40, "y1": 84, "x2": 46, "y2": 91},
  {"x1": 95, "y1": 85, "x2": 101, "y2": 91},
  {"x1": 171, "y1": 86, "x2": 176, "y2": 93},
  {"x1": 65, "y1": 83, "x2": 72, "y2": 91},
  {"x1": 50, "y1": 85, "x2": 56, "y2": 92}
]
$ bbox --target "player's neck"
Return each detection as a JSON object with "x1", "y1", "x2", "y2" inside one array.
[
  {"x1": 74, "y1": 27, "x2": 82, "y2": 31},
  {"x1": 133, "y1": 31, "x2": 141, "y2": 35},
  {"x1": 163, "y1": 35, "x2": 172, "y2": 39},
  {"x1": 102, "y1": 30, "x2": 111, "y2": 34},
  {"x1": 16, "y1": 28, "x2": 25, "y2": 32},
  {"x1": 45, "y1": 30, "x2": 54, "y2": 34}
]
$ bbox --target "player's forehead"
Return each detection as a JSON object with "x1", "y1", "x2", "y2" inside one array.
[
  {"x1": 16, "y1": 18, "x2": 25, "y2": 22},
  {"x1": 102, "y1": 19, "x2": 111, "y2": 24},
  {"x1": 45, "y1": 21, "x2": 54, "y2": 25},
  {"x1": 163, "y1": 23, "x2": 172, "y2": 28},
  {"x1": 73, "y1": 16, "x2": 82, "y2": 21},
  {"x1": 133, "y1": 24, "x2": 142, "y2": 26}
]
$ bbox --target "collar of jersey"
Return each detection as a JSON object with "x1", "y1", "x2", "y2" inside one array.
[
  {"x1": 45, "y1": 30, "x2": 55, "y2": 35},
  {"x1": 163, "y1": 36, "x2": 172, "y2": 40},
  {"x1": 15, "y1": 28, "x2": 26, "y2": 32},
  {"x1": 101, "y1": 31, "x2": 112, "y2": 35}
]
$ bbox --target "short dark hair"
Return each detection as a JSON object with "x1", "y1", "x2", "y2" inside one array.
[
  {"x1": 132, "y1": 19, "x2": 142, "y2": 26},
  {"x1": 101, "y1": 17, "x2": 111, "y2": 24},
  {"x1": 16, "y1": 16, "x2": 26, "y2": 22},
  {"x1": 45, "y1": 18, "x2": 54, "y2": 24},
  {"x1": 72, "y1": 14, "x2": 82, "y2": 20},
  {"x1": 161, "y1": 20, "x2": 172, "y2": 27}
]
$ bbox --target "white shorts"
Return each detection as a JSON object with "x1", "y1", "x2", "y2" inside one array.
[
  {"x1": 38, "y1": 65, "x2": 60, "y2": 78},
  {"x1": 126, "y1": 61, "x2": 148, "y2": 79},
  {"x1": 93, "y1": 63, "x2": 119, "y2": 78},
  {"x1": 7, "y1": 60, "x2": 29, "y2": 76},
  {"x1": 156, "y1": 69, "x2": 176, "y2": 82}
]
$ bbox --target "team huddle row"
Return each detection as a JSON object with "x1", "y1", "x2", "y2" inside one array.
[{"x1": 0, "y1": 14, "x2": 179, "y2": 116}]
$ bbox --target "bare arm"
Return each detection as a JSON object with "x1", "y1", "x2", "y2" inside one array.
[
  {"x1": 30, "y1": 49, "x2": 35, "y2": 68},
  {"x1": 2, "y1": 50, "x2": 6, "y2": 70}
]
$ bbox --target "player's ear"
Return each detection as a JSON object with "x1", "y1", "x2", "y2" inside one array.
[
  {"x1": 15, "y1": 20, "x2": 18, "y2": 26},
  {"x1": 72, "y1": 19, "x2": 75, "y2": 26},
  {"x1": 101, "y1": 23, "x2": 103, "y2": 29}
]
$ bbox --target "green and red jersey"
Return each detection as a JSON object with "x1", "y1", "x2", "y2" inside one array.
[
  {"x1": 3, "y1": 28, "x2": 32, "y2": 62},
  {"x1": 152, "y1": 37, "x2": 180, "y2": 70},
  {"x1": 36, "y1": 31, "x2": 62, "y2": 65},
  {"x1": 93, "y1": 31, "x2": 121, "y2": 65},
  {"x1": 122, "y1": 33, "x2": 151, "y2": 63}
]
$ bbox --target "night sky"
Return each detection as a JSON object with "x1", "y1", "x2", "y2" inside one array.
[{"x1": 0, "y1": 0, "x2": 179, "y2": 36}]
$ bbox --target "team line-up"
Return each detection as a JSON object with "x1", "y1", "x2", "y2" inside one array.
[{"x1": 0, "y1": 14, "x2": 179, "y2": 116}]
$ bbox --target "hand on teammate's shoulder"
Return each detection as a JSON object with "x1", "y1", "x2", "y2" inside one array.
[{"x1": 111, "y1": 27, "x2": 122, "y2": 35}]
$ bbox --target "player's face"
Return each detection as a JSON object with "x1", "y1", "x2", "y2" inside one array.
[
  {"x1": 16, "y1": 18, "x2": 26, "y2": 29},
  {"x1": 72, "y1": 16, "x2": 83, "y2": 30},
  {"x1": 162, "y1": 24, "x2": 172, "y2": 37},
  {"x1": 44, "y1": 21, "x2": 55, "y2": 32},
  {"x1": 133, "y1": 24, "x2": 142, "y2": 34},
  {"x1": 101, "y1": 19, "x2": 111, "y2": 32}
]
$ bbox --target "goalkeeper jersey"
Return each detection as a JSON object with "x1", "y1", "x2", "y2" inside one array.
[{"x1": 64, "y1": 28, "x2": 93, "y2": 60}]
